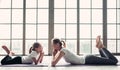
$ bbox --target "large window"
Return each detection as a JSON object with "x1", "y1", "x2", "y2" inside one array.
[
  {"x1": 79, "y1": 0, "x2": 103, "y2": 54},
  {"x1": 25, "y1": 0, "x2": 49, "y2": 55},
  {"x1": 0, "y1": 0, "x2": 23, "y2": 55},
  {"x1": 54, "y1": 0, "x2": 77, "y2": 53},
  {"x1": 0, "y1": 0, "x2": 120, "y2": 55},
  {"x1": 107, "y1": 0, "x2": 120, "y2": 53}
]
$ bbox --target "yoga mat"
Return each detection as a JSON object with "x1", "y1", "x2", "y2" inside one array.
[{"x1": 0, "y1": 63, "x2": 48, "y2": 67}]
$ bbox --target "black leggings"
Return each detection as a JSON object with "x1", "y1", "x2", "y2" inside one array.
[
  {"x1": 85, "y1": 48, "x2": 118, "y2": 65},
  {"x1": 1, "y1": 55, "x2": 22, "y2": 65}
]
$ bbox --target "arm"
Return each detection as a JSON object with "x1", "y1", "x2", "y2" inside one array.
[
  {"x1": 32, "y1": 53, "x2": 41, "y2": 65},
  {"x1": 51, "y1": 51, "x2": 65, "y2": 67},
  {"x1": 52, "y1": 50, "x2": 58, "y2": 60},
  {"x1": 39, "y1": 52, "x2": 44, "y2": 63}
]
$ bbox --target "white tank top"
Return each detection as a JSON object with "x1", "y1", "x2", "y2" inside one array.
[{"x1": 60, "y1": 48, "x2": 86, "y2": 64}]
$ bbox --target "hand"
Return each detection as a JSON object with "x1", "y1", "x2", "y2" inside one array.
[{"x1": 53, "y1": 50, "x2": 58, "y2": 56}]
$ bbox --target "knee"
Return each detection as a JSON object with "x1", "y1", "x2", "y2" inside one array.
[
  {"x1": 112, "y1": 59, "x2": 118, "y2": 65},
  {"x1": 1, "y1": 60, "x2": 6, "y2": 65},
  {"x1": 114, "y1": 59, "x2": 118, "y2": 64}
]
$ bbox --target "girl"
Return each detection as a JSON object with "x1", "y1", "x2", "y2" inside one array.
[
  {"x1": 1, "y1": 42, "x2": 44, "y2": 65},
  {"x1": 51, "y1": 36, "x2": 118, "y2": 66}
]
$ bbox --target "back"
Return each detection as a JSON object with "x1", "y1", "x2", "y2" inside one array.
[{"x1": 60, "y1": 48, "x2": 85, "y2": 64}]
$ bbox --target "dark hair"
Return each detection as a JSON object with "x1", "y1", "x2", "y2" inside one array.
[
  {"x1": 29, "y1": 42, "x2": 41, "y2": 53},
  {"x1": 52, "y1": 38, "x2": 62, "y2": 47}
]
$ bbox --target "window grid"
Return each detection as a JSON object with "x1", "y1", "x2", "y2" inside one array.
[{"x1": 0, "y1": 0, "x2": 120, "y2": 55}]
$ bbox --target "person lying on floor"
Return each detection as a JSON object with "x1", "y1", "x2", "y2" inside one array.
[
  {"x1": 1, "y1": 42, "x2": 44, "y2": 65},
  {"x1": 51, "y1": 36, "x2": 118, "y2": 67}
]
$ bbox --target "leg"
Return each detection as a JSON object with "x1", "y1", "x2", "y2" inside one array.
[
  {"x1": 1, "y1": 55, "x2": 12, "y2": 65},
  {"x1": 2, "y1": 46, "x2": 10, "y2": 54},
  {"x1": 96, "y1": 36, "x2": 106, "y2": 57},
  {"x1": 95, "y1": 36, "x2": 118, "y2": 64},
  {"x1": 2, "y1": 45, "x2": 15, "y2": 56},
  {"x1": 101, "y1": 48, "x2": 118, "y2": 63},
  {"x1": 85, "y1": 55, "x2": 117, "y2": 65},
  {"x1": 1, "y1": 56, "x2": 22, "y2": 65}
]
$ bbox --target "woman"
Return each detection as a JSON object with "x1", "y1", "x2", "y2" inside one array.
[
  {"x1": 51, "y1": 36, "x2": 118, "y2": 66},
  {"x1": 1, "y1": 42, "x2": 44, "y2": 65}
]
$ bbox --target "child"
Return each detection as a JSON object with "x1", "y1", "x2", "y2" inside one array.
[{"x1": 1, "y1": 42, "x2": 44, "y2": 65}]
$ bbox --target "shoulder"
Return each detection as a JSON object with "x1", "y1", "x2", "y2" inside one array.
[
  {"x1": 60, "y1": 48, "x2": 68, "y2": 54},
  {"x1": 30, "y1": 51, "x2": 38, "y2": 55}
]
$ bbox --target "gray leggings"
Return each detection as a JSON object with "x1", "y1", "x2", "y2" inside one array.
[{"x1": 85, "y1": 48, "x2": 118, "y2": 65}]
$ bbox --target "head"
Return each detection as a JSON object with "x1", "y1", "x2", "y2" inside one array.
[
  {"x1": 32, "y1": 42, "x2": 43, "y2": 53},
  {"x1": 52, "y1": 38, "x2": 63, "y2": 51}
]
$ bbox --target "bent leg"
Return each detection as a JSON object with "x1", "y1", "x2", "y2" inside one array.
[
  {"x1": 4, "y1": 56, "x2": 22, "y2": 65},
  {"x1": 85, "y1": 55, "x2": 117, "y2": 65},
  {"x1": 1, "y1": 55, "x2": 12, "y2": 65}
]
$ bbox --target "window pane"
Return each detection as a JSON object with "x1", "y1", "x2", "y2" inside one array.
[
  {"x1": 38, "y1": 25, "x2": 48, "y2": 38},
  {"x1": 117, "y1": 0, "x2": 120, "y2": 8},
  {"x1": 0, "y1": 0, "x2": 11, "y2": 8},
  {"x1": 12, "y1": 0, "x2": 23, "y2": 8},
  {"x1": 92, "y1": 10, "x2": 102, "y2": 23},
  {"x1": 80, "y1": 0, "x2": 90, "y2": 8},
  {"x1": 26, "y1": 0, "x2": 36, "y2": 8},
  {"x1": 117, "y1": 25, "x2": 120, "y2": 38},
  {"x1": 80, "y1": 40, "x2": 91, "y2": 54},
  {"x1": 108, "y1": 25, "x2": 116, "y2": 38},
  {"x1": 12, "y1": 40, "x2": 22, "y2": 54},
  {"x1": 26, "y1": 9, "x2": 36, "y2": 23},
  {"x1": 54, "y1": 24, "x2": 65, "y2": 38},
  {"x1": 26, "y1": 25, "x2": 36, "y2": 39},
  {"x1": 92, "y1": 25, "x2": 102, "y2": 38},
  {"x1": 12, "y1": 24, "x2": 23, "y2": 39},
  {"x1": 107, "y1": 10, "x2": 116, "y2": 23},
  {"x1": 107, "y1": 0, "x2": 116, "y2": 8},
  {"x1": 66, "y1": 24, "x2": 77, "y2": 38},
  {"x1": 117, "y1": 10, "x2": 120, "y2": 23},
  {"x1": 80, "y1": 9, "x2": 90, "y2": 23},
  {"x1": 12, "y1": 10, "x2": 23, "y2": 23},
  {"x1": 66, "y1": 0, "x2": 77, "y2": 8},
  {"x1": 38, "y1": 9, "x2": 48, "y2": 23},
  {"x1": 38, "y1": 40, "x2": 48, "y2": 54},
  {"x1": 80, "y1": 25, "x2": 91, "y2": 38},
  {"x1": 38, "y1": 0, "x2": 49, "y2": 8},
  {"x1": 0, "y1": 9, "x2": 10, "y2": 23},
  {"x1": 92, "y1": 40, "x2": 99, "y2": 54},
  {"x1": 55, "y1": 0, "x2": 65, "y2": 8},
  {"x1": 0, "y1": 40, "x2": 10, "y2": 54},
  {"x1": 66, "y1": 40, "x2": 76, "y2": 54},
  {"x1": 108, "y1": 40, "x2": 116, "y2": 53},
  {"x1": 66, "y1": 9, "x2": 77, "y2": 23},
  {"x1": 92, "y1": 0, "x2": 102, "y2": 8},
  {"x1": 25, "y1": 40, "x2": 36, "y2": 55},
  {"x1": 0, "y1": 25, "x2": 10, "y2": 39},
  {"x1": 55, "y1": 9, "x2": 65, "y2": 23},
  {"x1": 117, "y1": 40, "x2": 120, "y2": 53}
]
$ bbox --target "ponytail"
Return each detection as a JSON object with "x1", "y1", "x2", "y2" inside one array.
[
  {"x1": 29, "y1": 47, "x2": 33, "y2": 54},
  {"x1": 61, "y1": 41, "x2": 66, "y2": 48}
]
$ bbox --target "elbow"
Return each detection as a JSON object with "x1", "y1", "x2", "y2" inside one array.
[{"x1": 51, "y1": 61, "x2": 56, "y2": 67}]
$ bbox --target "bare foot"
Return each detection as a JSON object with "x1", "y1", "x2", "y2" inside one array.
[
  {"x1": 2, "y1": 45, "x2": 15, "y2": 56},
  {"x1": 96, "y1": 36, "x2": 101, "y2": 47},
  {"x1": 96, "y1": 36, "x2": 104, "y2": 49},
  {"x1": 2, "y1": 45, "x2": 10, "y2": 54},
  {"x1": 9, "y1": 51, "x2": 15, "y2": 56}
]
